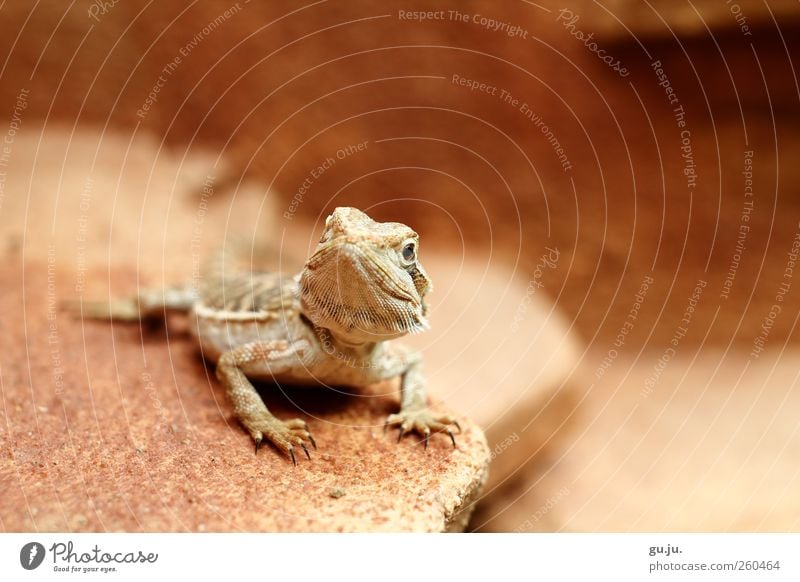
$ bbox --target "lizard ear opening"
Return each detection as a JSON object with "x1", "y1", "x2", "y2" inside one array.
[{"x1": 407, "y1": 261, "x2": 432, "y2": 316}]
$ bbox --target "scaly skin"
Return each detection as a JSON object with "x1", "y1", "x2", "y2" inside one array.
[{"x1": 66, "y1": 207, "x2": 459, "y2": 464}]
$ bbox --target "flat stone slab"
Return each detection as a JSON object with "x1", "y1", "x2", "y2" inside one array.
[
  {"x1": 414, "y1": 256, "x2": 582, "y2": 495},
  {"x1": 0, "y1": 262, "x2": 489, "y2": 532},
  {"x1": 475, "y1": 351, "x2": 800, "y2": 532}
]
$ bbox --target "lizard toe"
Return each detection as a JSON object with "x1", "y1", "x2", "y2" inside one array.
[
  {"x1": 387, "y1": 409, "x2": 461, "y2": 449},
  {"x1": 245, "y1": 415, "x2": 314, "y2": 465}
]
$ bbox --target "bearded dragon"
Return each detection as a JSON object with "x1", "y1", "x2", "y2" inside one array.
[{"x1": 69, "y1": 207, "x2": 459, "y2": 465}]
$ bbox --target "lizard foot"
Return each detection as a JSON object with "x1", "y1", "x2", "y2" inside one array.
[
  {"x1": 246, "y1": 416, "x2": 316, "y2": 466},
  {"x1": 385, "y1": 409, "x2": 461, "y2": 449}
]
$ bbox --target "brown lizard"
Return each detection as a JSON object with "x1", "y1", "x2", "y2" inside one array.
[{"x1": 69, "y1": 207, "x2": 459, "y2": 464}]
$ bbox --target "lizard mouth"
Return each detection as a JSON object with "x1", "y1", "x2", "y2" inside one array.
[{"x1": 299, "y1": 241, "x2": 428, "y2": 339}]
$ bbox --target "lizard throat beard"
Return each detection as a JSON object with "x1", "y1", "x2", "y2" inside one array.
[{"x1": 299, "y1": 243, "x2": 429, "y2": 341}]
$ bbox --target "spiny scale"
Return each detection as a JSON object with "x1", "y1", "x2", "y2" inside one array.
[{"x1": 197, "y1": 272, "x2": 300, "y2": 320}]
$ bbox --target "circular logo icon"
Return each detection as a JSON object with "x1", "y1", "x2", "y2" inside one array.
[{"x1": 20, "y1": 542, "x2": 45, "y2": 570}]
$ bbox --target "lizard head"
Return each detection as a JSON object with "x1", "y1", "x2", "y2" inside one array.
[{"x1": 299, "y1": 207, "x2": 432, "y2": 343}]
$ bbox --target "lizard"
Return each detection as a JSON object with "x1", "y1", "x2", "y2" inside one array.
[{"x1": 68, "y1": 207, "x2": 460, "y2": 465}]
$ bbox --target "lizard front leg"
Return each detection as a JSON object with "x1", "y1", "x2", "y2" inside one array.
[
  {"x1": 216, "y1": 339, "x2": 316, "y2": 465},
  {"x1": 384, "y1": 351, "x2": 461, "y2": 449}
]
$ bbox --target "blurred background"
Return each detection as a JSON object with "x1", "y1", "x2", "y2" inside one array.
[{"x1": 1, "y1": 0, "x2": 799, "y2": 531}]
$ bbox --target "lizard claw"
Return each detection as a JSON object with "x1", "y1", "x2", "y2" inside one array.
[
  {"x1": 245, "y1": 416, "x2": 316, "y2": 465},
  {"x1": 385, "y1": 410, "x2": 460, "y2": 449}
]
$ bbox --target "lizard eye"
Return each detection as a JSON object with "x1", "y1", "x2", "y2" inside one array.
[{"x1": 401, "y1": 241, "x2": 416, "y2": 265}]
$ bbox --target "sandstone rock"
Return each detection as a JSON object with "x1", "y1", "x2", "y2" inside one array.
[{"x1": 0, "y1": 128, "x2": 489, "y2": 532}]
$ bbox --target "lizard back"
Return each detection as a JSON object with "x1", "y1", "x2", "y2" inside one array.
[
  {"x1": 198, "y1": 271, "x2": 300, "y2": 316},
  {"x1": 192, "y1": 272, "x2": 308, "y2": 362}
]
